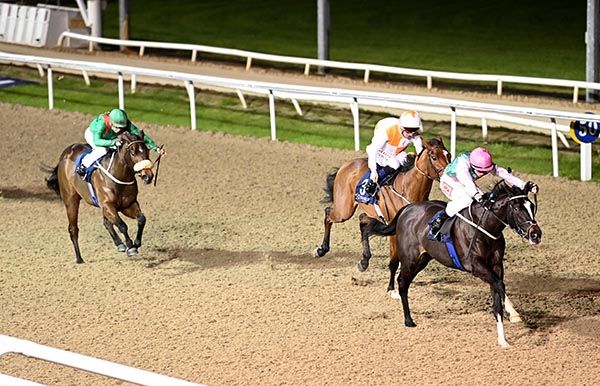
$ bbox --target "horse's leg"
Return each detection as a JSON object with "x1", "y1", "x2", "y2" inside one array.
[
  {"x1": 397, "y1": 252, "x2": 431, "y2": 327},
  {"x1": 357, "y1": 213, "x2": 380, "y2": 271},
  {"x1": 387, "y1": 257, "x2": 400, "y2": 300},
  {"x1": 102, "y1": 206, "x2": 136, "y2": 257},
  {"x1": 64, "y1": 196, "x2": 84, "y2": 264},
  {"x1": 491, "y1": 243, "x2": 521, "y2": 323},
  {"x1": 121, "y1": 202, "x2": 146, "y2": 253},
  {"x1": 103, "y1": 217, "x2": 126, "y2": 252},
  {"x1": 315, "y1": 206, "x2": 333, "y2": 257},
  {"x1": 504, "y1": 295, "x2": 522, "y2": 323},
  {"x1": 472, "y1": 260, "x2": 509, "y2": 348},
  {"x1": 315, "y1": 203, "x2": 357, "y2": 258}
]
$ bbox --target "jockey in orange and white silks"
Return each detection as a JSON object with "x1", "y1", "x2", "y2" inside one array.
[
  {"x1": 361, "y1": 111, "x2": 423, "y2": 220},
  {"x1": 366, "y1": 111, "x2": 423, "y2": 185},
  {"x1": 429, "y1": 147, "x2": 539, "y2": 239}
]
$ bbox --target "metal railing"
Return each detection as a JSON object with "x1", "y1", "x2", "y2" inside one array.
[
  {"x1": 57, "y1": 31, "x2": 600, "y2": 104},
  {"x1": 0, "y1": 334, "x2": 203, "y2": 386},
  {"x1": 0, "y1": 50, "x2": 597, "y2": 180}
]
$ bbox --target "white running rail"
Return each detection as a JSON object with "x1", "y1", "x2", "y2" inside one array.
[
  {"x1": 0, "y1": 50, "x2": 596, "y2": 180},
  {"x1": 57, "y1": 31, "x2": 600, "y2": 104},
  {"x1": 0, "y1": 334, "x2": 204, "y2": 386}
]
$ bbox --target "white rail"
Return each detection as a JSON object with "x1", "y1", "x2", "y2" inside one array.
[
  {"x1": 57, "y1": 31, "x2": 600, "y2": 104},
  {"x1": 0, "y1": 334, "x2": 203, "y2": 386},
  {"x1": 0, "y1": 50, "x2": 596, "y2": 180}
]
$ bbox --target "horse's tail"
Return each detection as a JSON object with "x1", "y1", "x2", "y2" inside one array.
[
  {"x1": 320, "y1": 167, "x2": 339, "y2": 204},
  {"x1": 41, "y1": 163, "x2": 60, "y2": 196},
  {"x1": 369, "y1": 206, "x2": 408, "y2": 236}
]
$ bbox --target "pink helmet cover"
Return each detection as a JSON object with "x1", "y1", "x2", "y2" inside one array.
[{"x1": 469, "y1": 147, "x2": 494, "y2": 172}]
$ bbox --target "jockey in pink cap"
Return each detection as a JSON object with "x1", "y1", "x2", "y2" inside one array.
[{"x1": 429, "y1": 147, "x2": 539, "y2": 240}]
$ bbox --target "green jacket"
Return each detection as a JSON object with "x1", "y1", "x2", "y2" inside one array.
[{"x1": 88, "y1": 113, "x2": 158, "y2": 151}]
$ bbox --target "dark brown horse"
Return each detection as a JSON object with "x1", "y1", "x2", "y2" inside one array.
[
  {"x1": 45, "y1": 131, "x2": 155, "y2": 264},
  {"x1": 314, "y1": 138, "x2": 450, "y2": 271},
  {"x1": 369, "y1": 181, "x2": 542, "y2": 348}
]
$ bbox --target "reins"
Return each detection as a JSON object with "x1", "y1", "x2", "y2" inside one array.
[{"x1": 96, "y1": 140, "x2": 161, "y2": 186}]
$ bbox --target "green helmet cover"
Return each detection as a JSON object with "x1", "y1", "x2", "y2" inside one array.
[{"x1": 109, "y1": 109, "x2": 128, "y2": 128}]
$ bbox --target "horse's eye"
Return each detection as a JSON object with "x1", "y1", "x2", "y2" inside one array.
[{"x1": 431, "y1": 156, "x2": 437, "y2": 161}]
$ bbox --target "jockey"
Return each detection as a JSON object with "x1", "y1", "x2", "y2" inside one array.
[
  {"x1": 76, "y1": 109, "x2": 166, "y2": 178},
  {"x1": 364, "y1": 110, "x2": 424, "y2": 218},
  {"x1": 430, "y1": 147, "x2": 539, "y2": 239}
]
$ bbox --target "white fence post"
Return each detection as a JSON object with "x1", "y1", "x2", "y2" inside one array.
[
  {"x1": 450, "y1": 107, "x2": 457, "y2": 159},
  {"x1": 551, "y1": 118, "x2": 559, "y2": 177},
  {"x1": 581, "y1": 142, "x2": 592, "y2": 181},
  {"x1": 269, "y1": 90, "x2": 276, "y2": 141},
  {"x1": 350, "y1": 98, "x2": 360, "y2": 151},
  {"x1": 481, "y1": 117, "x2": 488, "y2": 143},
  {"x1": 118, "y1": 72, "x2": 124, "y2": 109},
  {"x1": 47, "y1": 66, "x2": 53, "y2": 110},
  {"x1": 185, "y1": 80, "x2": 196, "y2": 131}
]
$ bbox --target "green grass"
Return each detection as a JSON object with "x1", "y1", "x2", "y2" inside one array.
[
  {"x1": 2, "y1": 64, "x2": 598, "y2": 182},
  {"x1": 101, "y1": 0, "x2": 586, "y2": 80}
]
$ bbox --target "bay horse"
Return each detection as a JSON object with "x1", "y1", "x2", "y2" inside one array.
[
  {"x1": 369, "y1": 181, "x2": 542, "y2": 348},
  {"x1": 314, "y1": 138, "x2": 450, "y2": 271},
  {"x1": 45, "y1": 131, "x2": 154, "y2": 264}
]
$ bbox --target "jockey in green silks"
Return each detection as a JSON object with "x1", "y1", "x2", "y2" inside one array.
[{"x1": 76, "y1": 109, "x2": 166, "y2": 178}]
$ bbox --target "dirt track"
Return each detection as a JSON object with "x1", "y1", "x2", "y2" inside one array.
[{"x1": 1, "y1": 102, "x2": 600, "y2": 385}]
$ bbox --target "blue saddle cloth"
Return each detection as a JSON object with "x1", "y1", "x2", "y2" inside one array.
[
  {"x1": 75, "y1": 149, "x2": 100, "y2": 207},
  {"x1": 427, "y1": 210, "x2": 465, "y2": 271},
  {"x1": 354, "y1": 166, "x2": 396, "y2": 204}
]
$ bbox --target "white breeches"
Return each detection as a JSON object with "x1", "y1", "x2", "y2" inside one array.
[
  {"x1": 439, "y1": 174, "x2": 473, "y2": 216},
  {"x1": 81, "y1": 127, "x2": 108, "y2": 168}
]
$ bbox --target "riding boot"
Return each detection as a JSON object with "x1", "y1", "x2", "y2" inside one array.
[{"x1": 429, "y1": 211, "x2": 449, "y2": 241}]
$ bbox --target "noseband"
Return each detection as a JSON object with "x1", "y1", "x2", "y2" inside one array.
[{"x1": 122, "y1": 140, "x2": 153, "y2": 172}]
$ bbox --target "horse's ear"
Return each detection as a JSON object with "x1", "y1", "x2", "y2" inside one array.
[{"x1": 140, "y1": 130, "x2": 145, "y2": 140}]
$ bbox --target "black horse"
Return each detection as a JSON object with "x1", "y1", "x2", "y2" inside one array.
[{"x1": 368, "y1": 181, "x2": 542, "y2": 348}]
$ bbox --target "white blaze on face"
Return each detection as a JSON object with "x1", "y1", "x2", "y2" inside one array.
[
  {"x1": 523, "y1": 200, "x2": 535, "y2": 220},
  {"x1": 133, "y1": 160, "x2": 152, "y2": 172}
]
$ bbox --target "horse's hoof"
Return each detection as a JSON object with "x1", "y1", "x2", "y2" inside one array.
[
  {"x1": 314, "y1": 247, "x2": 327, "y2": 257},
  {"x1": 356, "y1": 260, "x2": 369, "y2": 272},
  {"x1": 126, "y1": 247, "x2": 138, "y2": 257},
  {"x1": 388, "y1": 290, "x2": 400, "y2": 300},
  {"x1": 405, "y1": 320, "x2": 417, "y2": 328},
  {"x1": 117, "y1": 244, "x2": 127, "y2": 253}
]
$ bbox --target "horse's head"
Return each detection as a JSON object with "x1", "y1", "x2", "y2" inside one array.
[
  {"x1": 485, "y1": 181, "x2": 542, "y2": 244},
  {"x1": 416, "y1": 137, "x2": 450, "y2": 181},
  {"x1": 116, "y1": 131, "x2": 154, "y2": 184}
]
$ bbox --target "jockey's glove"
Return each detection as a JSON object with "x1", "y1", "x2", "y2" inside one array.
[{"x1": 114, "y1": 139, "x2": 123, "y2": 147}]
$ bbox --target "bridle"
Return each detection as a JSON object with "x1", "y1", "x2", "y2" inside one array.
[
  {"x1": 414, "y1": 147, "x2": 445, "y2": 181},
  {"x1": 476, "y1": 192, "x2": 538, "y2": 240}
]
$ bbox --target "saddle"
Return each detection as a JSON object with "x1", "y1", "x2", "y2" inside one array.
[
  {"x1": 74, "y1": 148, "x2": 113, "y2": 207},
  {"x1": 427, "y1": 210, "x2": 464, "y2": 271}
]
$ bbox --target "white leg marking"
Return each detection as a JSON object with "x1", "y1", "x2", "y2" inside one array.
[
  {"x1": 388, "y1": 289, "x2": 400, "y2": 300},
  {"x1": 496, "y1": 313, "x2": 510, "y2": 348},
  {"x1": 504, "y1": 295, "x2": 522, "y2": 323}
]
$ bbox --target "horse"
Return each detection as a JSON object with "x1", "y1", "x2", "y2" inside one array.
[
  {"x1": 314, "y1": 138, "x2": 450, "y2": 271},
  {"x1": 45, "y1": 131, "x2": 155, "y2": 264},
  {"x1": 368, "y1": 180, "x2": 542, "y2": 348}
]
